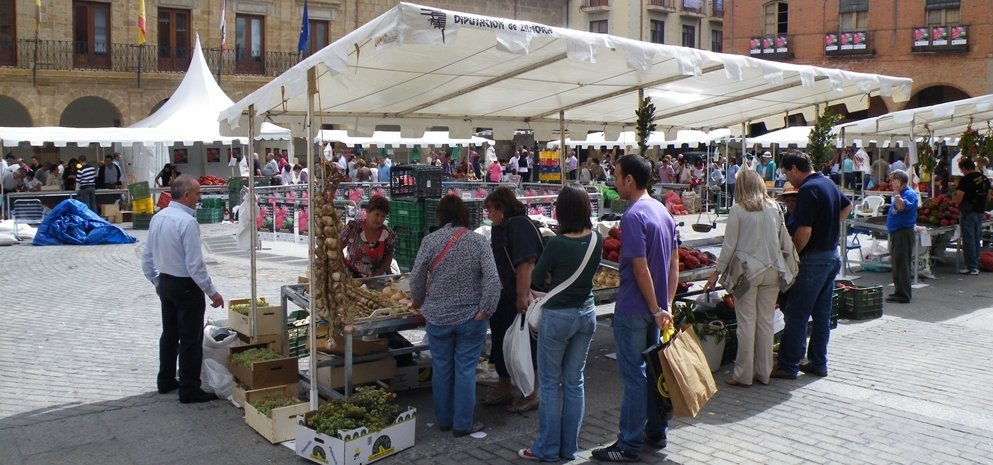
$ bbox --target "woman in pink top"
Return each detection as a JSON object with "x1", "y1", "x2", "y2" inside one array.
[{"x1": 488, "y1": 160, "x2": 503, "y2": 182}]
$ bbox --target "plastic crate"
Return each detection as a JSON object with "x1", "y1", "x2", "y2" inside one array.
[
  {"x1": 424, "y1": 198, "x2": 485, "y2": 232},
  {"x1": 390, "y1": 200, "x2": 425, "y2": 271},
  {"x1": 133, "y1": 197, "x2": 155, "y2": 214},
  {"x1": 390, "y1": 165, "x2": 442, "y2": 199},
  {"x1": 200, "y1": 197, "x2": 226, "y2": 209},
  {"x1": 133, "y1": 213, "x2": 154, "y2": 230},
  {"x1": 196, "y1": 207, "x2": 225, "y2": 224},
  {"x1": 128, "y1": 181, "x2": 150, "y2": 200},
  {"x1": 841, "y1": 285, "x2": 883, "y2": 320}
]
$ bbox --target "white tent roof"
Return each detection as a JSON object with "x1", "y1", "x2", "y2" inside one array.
[
  {"x1": 256, "y1": 122, "x2": 292, "y2": 141},
  {"x1": 317, "y1": 129, "x2": 493, "y2": 147},
  {"x1": 748, "y1": 126, "x2": 815, "y2": 148},
  {"x1": 220, "y1": 2, "x2": 912, "y2": 139},
  {"x1": 546, "y1": 131, "x2": 666, "y2": 149},
  {"x1": 836, "y1": 94, "x2": 993, "y2": 141},
  {"x1": 664, "y1": 128, "x2": 736, "y2": 148}
]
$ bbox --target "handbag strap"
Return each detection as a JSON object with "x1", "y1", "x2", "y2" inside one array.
[
  {"x1": 539, "y1": 232, "x2": 599, "y2": 304},
  {"x1": 430, "y1": 227, "x2": 469, "y2": 272}
]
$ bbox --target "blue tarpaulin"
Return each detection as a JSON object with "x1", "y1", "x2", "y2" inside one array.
[{"x1": 33, "y1": 199, "x2": 138, "y2": 246}]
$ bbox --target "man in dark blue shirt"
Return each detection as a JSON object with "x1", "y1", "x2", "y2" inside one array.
[
  {"x1": 772, "y1": 153, "x2": 852, "y2": 380},
  {"x1": 886, "y1": 170, "x2": 918, "y2": 303}
]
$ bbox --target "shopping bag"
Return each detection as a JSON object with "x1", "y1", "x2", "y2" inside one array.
[
  {"x1": 658, "y1": 326, "x2": 717, "y2": 418},
  {"x1": 503, "y1": 314, "x2": 535, "y2": 397}
]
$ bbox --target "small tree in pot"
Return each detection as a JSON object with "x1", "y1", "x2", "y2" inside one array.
[
  {"x1": 635, "y1": 96, "x2": 657, "y2": 157},
  {"x1": 807, "y1": 110, "x2": 843, "y2": 169}
]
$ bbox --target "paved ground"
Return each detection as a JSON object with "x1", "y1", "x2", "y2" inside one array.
[{"x1": 2, "y1": 222, "x2": 993, "y2": 465}]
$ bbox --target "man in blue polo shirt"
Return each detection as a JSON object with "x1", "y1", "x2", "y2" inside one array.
[
  {"x1": 886, "y1": 170, "x2": 918, "y2": 304},
  {"x1": 772, "y1": 153, "x2": 852, "y2": 380}
]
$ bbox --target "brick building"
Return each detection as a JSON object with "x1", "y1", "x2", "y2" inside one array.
[
  {"x1": 0, "y1": 0, "x2": 565, "y2": 130},
  {"x1": 724, "y1": 0, "x2": 991, "y2": 122}
]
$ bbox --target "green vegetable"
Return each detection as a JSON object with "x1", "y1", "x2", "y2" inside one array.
[
  {"x1": 231, "y1": 348, "x2": 281, "y2": 367},
  {"x1": 251, "y1": 395, "x2": 303, "y2": 418},
  {"x1": 306, "y1": 387, "x2": 401, "y2": 437},
  {"x1": 231, "y1": 298, "x2": 268, "y2": 316}
]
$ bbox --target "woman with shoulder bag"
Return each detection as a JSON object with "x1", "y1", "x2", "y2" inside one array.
[
  {"x1": 409, "y1": 195, "x2": 501, "y2": 437},
  {"x1": 705, "y1": 170, "x2": 798, "y2": 387},
  {"x1": 518, "y1": 186, "x2": 602, "y2": 462}
]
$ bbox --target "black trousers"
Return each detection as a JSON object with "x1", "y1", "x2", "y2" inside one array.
[
  {"x1": 890, "y1": 228, "x2": 914, "y2": 301},
  {"x1": 488, "y1": 293, "x2": 537, "y2": 379},
  {"x1": 158, "y1": 274, "x2": 206, "y2": 396}
]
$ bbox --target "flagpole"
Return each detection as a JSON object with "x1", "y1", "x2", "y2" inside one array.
[
  {"x1": 137, "y1": 45, "x2": 142, "y2": 88},
  {"x1": 32, "y1": 29, "x2": 38, "y2": 88}
]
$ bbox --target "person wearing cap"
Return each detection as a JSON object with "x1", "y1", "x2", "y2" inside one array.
[
  {"x1": 777, "y1": 182, "x2": 799, "y2": 235},
  {"x1": 760, "y1": 151, "x2": 777, "y2": 182}
]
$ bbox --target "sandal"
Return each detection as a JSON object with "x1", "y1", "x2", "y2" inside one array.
[{"x1": 506, "y1": 394, "x2": 539, "y2": 413}]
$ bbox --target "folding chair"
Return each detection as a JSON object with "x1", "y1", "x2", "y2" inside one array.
[
  {"x1": 12, "y1": 199, "x2": 44, "y2": 241},
  {"x1": 845, "y1": 229, "x2": 864, "y2": 273}
]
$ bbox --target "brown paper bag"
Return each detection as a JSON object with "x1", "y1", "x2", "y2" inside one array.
[{"x1": 658, "y1": 326, "x2": 718, "y2": 418}]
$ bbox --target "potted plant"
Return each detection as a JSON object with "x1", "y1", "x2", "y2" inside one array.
[
  {"x1": 807, "y1": 110, "x2": 843, "y2": 169},
  {"x1": 634, "y1": 96, "x2": 657, "y2": 157},
  {"x1": 673, "y1": 301, "x2": 732, "y2": 373}
]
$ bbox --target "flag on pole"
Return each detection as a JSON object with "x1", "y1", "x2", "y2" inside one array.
[
  {"x1": 137, "y1": 0, "x2": 146, "y2": 45},
  {"x1": 34, "y1": 0, "x2": 41, "y2": 33},
  {"x1": 297, "y1": 0, "x2": 310, "y2": 53},
  {"x1": 219, "y1": 0, "x2": 227, "y2": 53}
]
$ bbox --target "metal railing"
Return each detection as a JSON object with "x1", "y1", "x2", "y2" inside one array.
[
  {"x1": 648, "y1": 0, "x2": 676, "y2": 9},
  {"x1": 582, "y1": 0, "x2": 610, "y2": 7},
  {"x1": 1, "y1": 39, "x2": 302, "y2": 77},
  {"x1": 682, "y1": 0, "x2": 704, "y2": 14}
]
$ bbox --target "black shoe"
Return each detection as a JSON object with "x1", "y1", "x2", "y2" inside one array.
[
  {"x1": 644, "y1": 432, "x2": 667, "y2": 449},
  {"x1": 885, "y1": 296, "x2": 909, "y2": 303},
  {"x1": 157, "y1": 379, "x2": 179, "y2": 394},
  {"x1": 439, "y1": 425, "x2": 452, "y2": 432},
  {"x1": 591, "y1": 442, "x2": 639, "y2": 462},
  {"x1": 798, "y1": 362, "x2": 828, "y2": 377},
  {"x1": 179, "y1": 389, "x2": 218, "y2": 404},
  {"x1": 453, "y1": 421, "x2": 483, "y2": 437}
]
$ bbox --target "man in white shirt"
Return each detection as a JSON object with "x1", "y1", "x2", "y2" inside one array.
[
  {"x1": 509, "y1": 151, "x2": 520, "y2": 175},
  {"x1": 566, "y1": 150, "x2": 579, "y2": 180}
]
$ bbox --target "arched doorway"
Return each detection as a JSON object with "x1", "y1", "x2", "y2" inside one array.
[
  {"x1": 60, "y1": 96, "x2": 122, "y2": 127},
  {"x1": 0, "y1": 96, "x2": 33, "y2": 126},
  {"x1": 906, "y1": 85, "x2": 969, "y2": 109}
]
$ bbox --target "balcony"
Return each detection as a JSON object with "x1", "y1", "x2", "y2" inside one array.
[
  {"x1": 647, "y1": 0, "x2": 676, "y2": 11},
  {"x1": 749, "y1": 34, "x2": 793, "y2": 60},
  {"x1": 681, "y1": 0, "x2": 705, "y2": 15},
  {"x1": 824, "y1": 30, "x2": 873, "y2": 57},
  {"x1": 0, "y1": 39, "x2": 301, "y2": 78},
  {"x1": 710, "y1": 0, "x2": 724, "y2": 18},
  {"x1": 911, "y1": 25, "x2": 969, "y2": 53},
  {"x1": 581, "y1": 0, "x2": 610, "y2": 12}
]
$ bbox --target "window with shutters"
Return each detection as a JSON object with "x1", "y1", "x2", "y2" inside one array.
[
  {"x1": 682, "y1": 24, "x2": 696, "y2": 48},
  {"x1": 235, "y1": 14, "x2": 265, "y2": 74},
  {"x1": 839, "y1": 0, "x2": 868, "y2": 31},
  {"x1": 925, "y1": 0, "x2": 960, "y2": 26},
  {"x1": 158, "y1": 8, "x2": 191, "y2": 72},
  {"x1": 650, "y1": 20, "x2": 664, "y2": 44},
  {"x1": 307, "y1": 19, "x2": 330, "y2": 56},
  {"x1": 711, "y1": 29, "x2": 723, "y2": 52},
  {"x1": 762, "y1": 1, "x2": 788, "y2": 36},
  {"x1": 73, "y1": 1, "x2": 111, "y2": 69},
  {"x1": 0, "y1": 0, "x2": 14, "y2": 66},
  {"x1": 590, "y1": 20, "x2": 608, "y2": 34}
]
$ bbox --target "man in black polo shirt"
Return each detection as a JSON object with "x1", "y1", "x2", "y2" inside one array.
[
  {"x1": 953, "y1": 157, "x2": 990, "y2": 275},
  {"x1": 772, "y1": 153, "x2": 852, "y2": 380}
]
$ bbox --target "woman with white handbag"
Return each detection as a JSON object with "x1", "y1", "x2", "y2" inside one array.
[{"x1": 518, "y1": 186, "x2": 602, "y2": 462}]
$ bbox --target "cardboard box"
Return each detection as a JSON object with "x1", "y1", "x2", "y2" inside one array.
[
  {"x1": 113, "y1": 212, "x2": 124, "y2": 224},
  {"x1": 244, "y1": 384, "x2": 309, "y2": 444},
  {"x1": 316, "y1": 352, "x2": 395, "y2": 389},
  {"x1": 99, "y1": 204, "x2": 120, "y2": 216},
  {"x1": 306, "y1": 327, "x2": 388, "y2": 356},
  {"x1": 229, "y1": 299, "x2": 282, "y2": 337},
  {"x1": 237, "y1": 332, "x2": 281, "y2": 352},
  {"x1": 295, "y1": 408, "x2": 416, "y2": 465},
  {"x1": 391, "y1": 359, "x2": 432, "y2": 391},
  {"x1": 229, "y1": 343, "x2": 299, "y2": 390}
]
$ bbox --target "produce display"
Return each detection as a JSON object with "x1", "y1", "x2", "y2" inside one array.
[
  {"x1": 662, "y1": 191, "x2": 689, "y2": 215},
  {"x1": 231, "y1": 348, "x2": 282, "y2": 367},
  {"x1": 305, "y1": 386, "x2": 401, "y2": 436},
  {"x1": 381, "y1": 285, "x2": 414, "y2": 309},
  {"x1": 593, "y1": 268, "x2": 620, "y2": 289},
  {"x1": 311, "y1": 162, "x2": 402, "y2": 328},
  {"x1": 917, "y1": 194, "x2": 960, "y2": 227},
  {"x1": 252, "y1": 395, "x2": 304, "y2": 418},
  {"x1": 677, "y1": 246, "x2": 715, "y2": 270},
  {"x1": 198, "y1": 175, "x2": 227, "y2": 186},
  {"x1": 231, "y1": 298, "x2": 269, "y2": 316},
  {"x1": 602, "y1": 226, "x2": 622, "y2": 262}
]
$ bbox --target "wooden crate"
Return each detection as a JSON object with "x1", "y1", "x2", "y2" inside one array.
[
  {"x1": 244, "y1": 384, "x2": 308, "y2": 444},
  {"x1": 229, "y1": 343, "x2": 299, "y2": 390},
  {"x1": 228, "y1": 298, "x2": 281, "y2": 337}
]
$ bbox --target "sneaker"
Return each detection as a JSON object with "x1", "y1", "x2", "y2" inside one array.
[
  {"x1": 453, "y1": 421, "x2": 484, "y2": 437},
  {"x1": 970, "y1": 269, "x2": 980, "y2": 276},
  {"x1": 798, "y1": 361, "x2": 828, "y2": 377},
  {"x1": 591, "y1": 442, "x2": 639, "y2": 462},
  {"x1": 644, "y1": 432, "x2": 667, "y2": 449},
  {"x1": 959, "y1": 269, "x2": 980, "y2": 275}
]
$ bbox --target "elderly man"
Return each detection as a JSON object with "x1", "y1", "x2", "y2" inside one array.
[
  {"x1": 886, "y1": 170, "x2": 918, "y2": 303},
  {"x1": 141, "y1": 175, "x2": 225, "y2": 403},
  {"x1": 760, "y1": 151, "x2": 777, "y2": 182}
]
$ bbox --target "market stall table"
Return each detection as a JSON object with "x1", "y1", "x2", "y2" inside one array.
[
  {"x1": 844, "y1": 217, "x2": 959, "y2": 284},
  {"x1": 5, "y1": 189, "x2": 128, "y2": 214}
]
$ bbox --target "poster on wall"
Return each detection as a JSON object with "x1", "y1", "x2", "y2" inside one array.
[
  {"x1": 173, "y1": 148, "x2": 189, "y2": 164},
  {"x1": 206, "y1": 148, "x2": 222, "y2": 163}
]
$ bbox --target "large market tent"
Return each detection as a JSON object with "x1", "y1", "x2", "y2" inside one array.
[
  {"x1": 317, "y1": 129, "x2": 493, "y2": 147},
  {"x1": 748, "y1": 126, "x2": 816, "y2": 148},
  {"x1": 546, "y1": 131, "x2": 666, "y2": 149},
  {"x1": 217, "y1": 2, "x2": 914, "y2": 404}
]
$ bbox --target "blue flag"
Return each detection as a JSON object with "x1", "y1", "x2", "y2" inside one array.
[{"x1": 297, "y1": 0, "x2": 309, "y2": 53}]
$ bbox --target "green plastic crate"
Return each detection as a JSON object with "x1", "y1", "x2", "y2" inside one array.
[
  {"x1": 196, "y1": 207, "x2": 225, "y2": 224},
  {"x1": 200, "y1": 197, "x2": 226, "y2": 209},
  {"x1": 424, "y1": 198, "x2": 485, "y2": 232},
  {"x1": 128, "y1": 182, "x2": 150, "y2": 200},
  {"x1": 133, "y1": 213, "x2": 154, "y2": 230}
]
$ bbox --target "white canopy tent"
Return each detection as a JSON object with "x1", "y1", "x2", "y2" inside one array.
[
  {"x1": 836, "y1": 94, "x2": 993, "y2": 142},
  {"x1": 546, "y1": 131, "x2": 666, "y2": 149},
  {"x1": 748, "y1": 126, "x2": 816, "y2": 148},
  {"x1": 218, "y1": 2, "x2": 913, "y2": 404},
  {"x1": 317, "y1": 129, "x2": 493, "y2": 148},
  {"x1": 257, "y1": 122, "x2": 292, "y2": 141}
]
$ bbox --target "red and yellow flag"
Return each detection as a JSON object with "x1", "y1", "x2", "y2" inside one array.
[{"x1": 137, "y1": 0, "x2": 146, "y2": 45}]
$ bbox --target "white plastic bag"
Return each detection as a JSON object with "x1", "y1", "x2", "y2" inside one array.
[
  {"x1": 202, "y1": 325, "x2": 241, "y2": 369},
  {"x1": 202, "y1": 358, "x2": 234, "y2": 399},
  {"x1": 502, "y1": 314, "x2": 535, "y2": 397}
]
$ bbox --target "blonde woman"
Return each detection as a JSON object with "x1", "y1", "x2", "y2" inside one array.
[{"x1": 705, "y1": 170, "x2": 797, "y2": 386}]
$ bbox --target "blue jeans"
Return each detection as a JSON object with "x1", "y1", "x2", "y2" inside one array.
[
  {"x1": 530, "y1": 306, "x2": 597, "y2": 461},
  {"x1": 426, "y1": 318, "x2": 488, "y2": 431},
  {"x1": 612, "y1": 312, "x2": 669, "y2": 454},
  {"x1": 777, "y1": 250, "x2": 840, "y2": 374},
  {"x1": 960, "y1": 211, "x2": 982, "y2": 272}
]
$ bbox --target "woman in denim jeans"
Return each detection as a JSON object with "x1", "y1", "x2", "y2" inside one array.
[
  {"x1": 519, "y1": 186, "x2": 602, "y2": 462},
  {"x1": 410, "y1": 196, "x2": 501, "y2": 437}
]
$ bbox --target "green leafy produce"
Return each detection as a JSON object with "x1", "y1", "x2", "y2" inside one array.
[
  {"x1": 231, "y1": 348, "x2": 282, "y2": 367},
  {"x1": 231, "y1": 298, "x2": 268, "y2": 316},
  {"x1": 251, "y1": 395, "x2": 303, "y2": 418},
  {"x1": 306, "y1": 387, "x2": 401, "y2": 437}
]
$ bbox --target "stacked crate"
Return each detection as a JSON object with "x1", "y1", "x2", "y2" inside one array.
[
  {"x1": 197, "y1": 197, "x2": 226, "y2": 224},
  {"x1": 390, "y1": 200, "x2": 425, "y2": 272},
  {"x1": 424, "y1": 198, "x2": 486, "y2": 232},
  {"x1": 129, "y1": 181, "x2": 155, "y2": 229}
]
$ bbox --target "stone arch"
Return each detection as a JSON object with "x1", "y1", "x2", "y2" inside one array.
[
  {"x1": 51, "y1": 87, "x2": 129, "y2": 126},
  {"x1": 60, "y1": 96, "x2": 123, "y2": 127},
  {"x1": 905, "y1": 85, "x2": 970, "y2": 110},
  {"x1": 0, "y1": 96, "x2": 33, "y2": 126}
]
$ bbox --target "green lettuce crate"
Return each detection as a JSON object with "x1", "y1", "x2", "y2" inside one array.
[
  {"x1": 841, "y1": 285, "x2": 883, "y2": 320},
  {"x1": 128, "y1": 181, "x2": 150, "y2": 200},
  {"x1": 390, "y1": 200, "x2": 425, "y2": 272}
]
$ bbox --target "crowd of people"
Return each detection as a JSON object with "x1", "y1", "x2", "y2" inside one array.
[{"x1": 1, "y1": 152, "x2": 126, "y2": 213}]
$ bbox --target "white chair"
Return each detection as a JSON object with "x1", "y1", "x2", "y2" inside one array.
[
  {"x1": 853, "y1": 195, "x2": 886, "y2": 218},
  {"x1": 12, "y1": 199, "x2": 44, "y2": 241}
]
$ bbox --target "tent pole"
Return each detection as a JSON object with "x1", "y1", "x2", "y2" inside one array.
[
  {"x1": 559, "y1": 111, "x2": 566, "y2": 186},
  {"x1": 741, "y1": 122, "x2": 747, "y2": 168},
  {"x1": 306, "y1": 66, "x2": 318, "y2": 410},
  {"x1": 248, "y1": 105, "x2": 258, "y2": 350}
]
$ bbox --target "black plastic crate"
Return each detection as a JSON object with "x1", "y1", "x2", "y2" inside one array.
[
  {"x1": 390, "y1": 165, "x2": 442, "y2": 199},
  {"x1": 424, "y1": 198, "x2": 485, "y2": 232},
  {"x1": 842, "y1": 285, "x2": 883, "y2": 320}
]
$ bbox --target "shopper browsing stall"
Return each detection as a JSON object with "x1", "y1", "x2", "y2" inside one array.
[
  {"x1": 953, "y1": 157, "x2": 990, "y2": 276},
  {"x1": 886, "y1": 170, "x2": 918, "y2": 303},
  {"x1": 705, "y1": 170, "x2": 798, "y2": 387},
  {"x1": 409, "y1": 195, "x2": 500, "y2": 437},
  {"x1": 339, "y1": 196, "x2": 396, "y2": 278}
]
